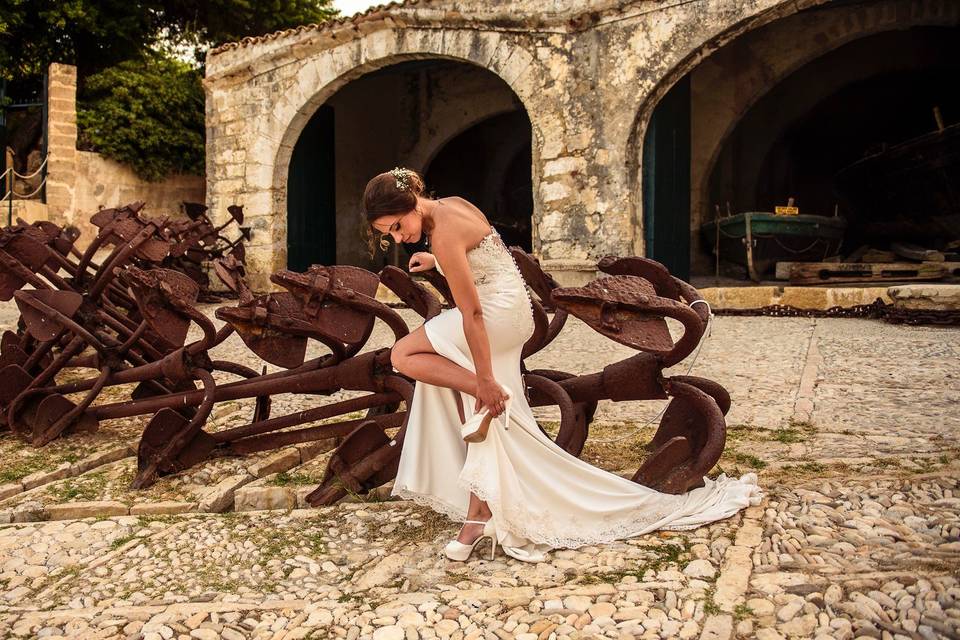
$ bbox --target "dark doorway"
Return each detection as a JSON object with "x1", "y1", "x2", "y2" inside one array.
[
  {"x1": 287, "y1": 59, "x2": 530, "y2": 269},
  {"x1": 287, "y1": 105, "x2": 336, "y2": 271},
  {"x1": 708, "y1": 27, "x2": 960, "y2": 259},
  {"x1": 425, "y1": 111, "x2": 533, "y2": 251},
  {"x1": 642, "y1": 76, "x2": 691, "y2": 280}
]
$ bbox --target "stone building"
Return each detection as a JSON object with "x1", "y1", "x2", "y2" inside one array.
[{"x1": 203, "y1": 0, "x2": 960, "y2": 290}]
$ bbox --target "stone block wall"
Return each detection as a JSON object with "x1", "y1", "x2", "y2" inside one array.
[{"x1": 203, "y1": 0, "x2": 804, "y2": 289}]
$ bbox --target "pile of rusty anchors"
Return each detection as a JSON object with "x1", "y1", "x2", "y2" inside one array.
[
  {"x1": 134, "y1": 248, "x2": 725, "y2": 503},
  {"x1": 11, "y1": 255, "x2": 435, "y2": 490},
  {"x1": 513, "y1": 252, "x2": 728, "y2": 495},
  {"x1": 1, "y1": 206, "x2": 184, "y2": 442},
  {"x1": 1, "y1": 214, "x2": 728, "y2": 502},
  {"x1": 324, "y1": 249, "x2": 729, "y2": 499},
  {"x1": 163, "y1": 202, "x2": 250, "y2": 298},
  {"x1": 0, "y1": 203, "x2": 250, "y2": 446}
]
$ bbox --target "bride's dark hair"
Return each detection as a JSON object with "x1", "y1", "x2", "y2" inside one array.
[{"x1": 363, "y1": 168, "x2": 426, "y2": 221}]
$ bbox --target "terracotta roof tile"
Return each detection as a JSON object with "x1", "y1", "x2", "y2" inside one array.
[{"x1": 209, "y1": 0, "x2": 425, "y2": 56}]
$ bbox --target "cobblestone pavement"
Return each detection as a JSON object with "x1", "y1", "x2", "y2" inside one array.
[{"x1": 1, "y1": 300, "x2": 958, "y2": 639}]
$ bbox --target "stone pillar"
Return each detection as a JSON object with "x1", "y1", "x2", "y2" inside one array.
[{"x1": 45, "y1": 63, "x2": 78, "y2": 226}]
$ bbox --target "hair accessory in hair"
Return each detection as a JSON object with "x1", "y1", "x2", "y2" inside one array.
[{"x1": 390, "y1": 166, "x2": 414, "y2": 192}]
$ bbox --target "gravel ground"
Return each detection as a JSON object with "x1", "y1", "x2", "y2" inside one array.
[{"x1": 0, "y1": 298, "x2": 958, "y2": 639}]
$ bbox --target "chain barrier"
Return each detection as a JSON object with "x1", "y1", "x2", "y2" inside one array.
[{"x1": 715, "y1": 299, "x2": 960, "y2": 326}]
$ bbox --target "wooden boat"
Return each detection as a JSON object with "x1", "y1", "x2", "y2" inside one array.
[
  {"x1": 834, "y1": 121, "x2": 960, "y2": 244},
  {"x1": 700, "y1": 212, "x2": 847, "y2": 282}
]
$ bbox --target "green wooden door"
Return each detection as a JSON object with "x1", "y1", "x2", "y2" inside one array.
[
  {"x1": 642, "y1": 76, "x2": 691, "y2": 280},
  {"x1": 287, "y1": 105, "x2": 336, "y2": 271}
]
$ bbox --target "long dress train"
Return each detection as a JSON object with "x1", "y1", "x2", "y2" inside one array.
[{"x1": 391, "y1": 229, "x2": 762, "y2": 555}]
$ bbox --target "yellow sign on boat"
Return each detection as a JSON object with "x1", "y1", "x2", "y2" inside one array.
[{"x1": 775, "y1": 205, "x2": 799, "y2": 216}]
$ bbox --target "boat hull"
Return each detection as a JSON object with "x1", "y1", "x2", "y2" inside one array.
[{"x1": 701, "y1": 212, "x2": 846, "y2": 280}]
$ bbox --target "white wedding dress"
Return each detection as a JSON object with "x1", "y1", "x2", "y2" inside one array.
[{"x1": 391, "y1": 229, "x2": 762, "y2": 555}]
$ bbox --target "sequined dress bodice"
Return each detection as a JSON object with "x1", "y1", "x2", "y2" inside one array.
[{"x1": 435, "y1": 229, "x2": 534, "y2": 331}]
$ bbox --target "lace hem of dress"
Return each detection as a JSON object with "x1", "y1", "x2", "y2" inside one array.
[
  {"x1": 391, "y1": 485, "x2": 468, "y2": 522},
  {"x1": 456, "y1": 474, "x2": 658, "y2": 549},
  {"x1": 455, "y1": 468, "x2": 760, "y2": 549},
  {"x1": 394, "y1": 472, "x2": 761, "y2": 549}
]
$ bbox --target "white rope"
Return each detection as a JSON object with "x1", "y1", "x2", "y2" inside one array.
[
  {"x1": 12, "y1": 156, "x2": 48, "y2": 180},
  {"x1": 0, "y1": 157, "x2": 48, "y2": 201},
  {"x1": 0, "y1": 178, "x2": 46, "y2": 201},
  {"x1": 570, "y1": 299, "x2": 714, "y2": 445},
  {"x1": 11, "y1": 180, "x2": 45, "y2": 199}
]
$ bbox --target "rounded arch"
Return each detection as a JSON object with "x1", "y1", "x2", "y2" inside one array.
[
  {"x1": 424, "y1": 110, "x2": 534, "y2": 251},
  {"x1": 249, "y1": 29, "x2": 541, "y2": 273},
  {"x1": 625, "y1": 0, "x2": 831, "y2": 257},
  {"x1": 408, "y1": 103, "x2": 521, "y2": 172},
  {"x1": 269, "y1": 28, "x2": 539, "y2": 203},
  {"x1": 627, "y1": 0, "x2": 960, "y2": 274},
  {"x1": 271, "y1": 33, "x2": 537, "y2": 270}
]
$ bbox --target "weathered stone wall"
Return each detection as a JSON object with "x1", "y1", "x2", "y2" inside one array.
[
  {"x1": 71, "y1": 152, "x2": 205, "y2": 241},
  {"x1": 204, "y1": 0, "x2": 958, "y2": 289},
  {"x1": 41, "y1": 64, "x2": 205, "y2": 242},
  {"x1": 3, "y1": 200, "x2": 48, "y2": 227}
]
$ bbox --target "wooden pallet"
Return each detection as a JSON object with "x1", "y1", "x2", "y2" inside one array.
[{"x1": 776, "y1": 262, "x2": 949, "y2": 285}]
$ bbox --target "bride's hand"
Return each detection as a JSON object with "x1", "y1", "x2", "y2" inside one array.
[
  {"x1": 475, "y1": 376, "x2": 508, "y2": 417},
  {"x1": 408, "y1": 252, "x2": 436, "y2": 273}
]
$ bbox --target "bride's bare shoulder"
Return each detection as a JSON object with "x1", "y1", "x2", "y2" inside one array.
[
  {"x1": 441, "y1": 196, "x2": 492, "y2": 232},
  {"x1": 443, "y1": 196, "x2": 486, "y2": 218}
]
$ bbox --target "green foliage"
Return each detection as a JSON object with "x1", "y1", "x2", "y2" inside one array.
[
  {"x1": 77, "y1": 55, "x2": 204, "y2": 181},
  {"x1": 734, "y1": 603, "x2": 752, "y2": 620},
  {"x1": 0, "y1": 0, "x2": 153, "y2": 80},
  {"x1": 158, "y1": 0, "x2": 340, "y2": 66},
  {"x1": 771, "y1": 428, "x2": 804, "y2": 444},
  {"x1": 2, "y1": 1, "x2": 338, "y2": 177},
  {"x1": 730, "y1": 451, "x2": 767, "y2": 470},
  {"x1": 269, "y1": 471, "x2": 318, "y2": 486},
  {"x1": 0, "y1": 1, "x2": 339, "y2": 80}
]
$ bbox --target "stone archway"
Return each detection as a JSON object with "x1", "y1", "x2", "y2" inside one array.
[
  {"x1": 271, "y1": 37, "x2": 536, "y2": 274},
  {"x1": 204, "y1": 27, "x2": 538, "y2": 288},
  {"x1": 708, "y1": 26, "x2": 960, "y2": 259},
  {"x1": 628, "y1": 0, "x2": 960, "y2": 277},
  {"x1": 283, "y1": 57, "x2": 531, "y2": 270},
  {"x1": 424, "y1": 110, "x2": 533, "y2": 251}
]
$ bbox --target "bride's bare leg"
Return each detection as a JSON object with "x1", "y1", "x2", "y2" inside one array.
[
  {"x1": 392, "y1": 328, "x2": 494, "y2": 544},
  {"x1": 390, "y1": 326, "x2": 479, "y2": 397},
  {"x1": 458, "y1": 491, "x2": 493, "y2": 544}
]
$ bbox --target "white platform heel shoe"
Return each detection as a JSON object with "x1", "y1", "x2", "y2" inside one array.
[
  {"x1": 442, "y1": 519, "x2": 497, "y2": 561},
  {"x1": 461, "y1": 385, "x2": 512, "y2": 443}
]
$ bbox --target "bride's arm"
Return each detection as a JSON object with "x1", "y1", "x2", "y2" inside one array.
[{"x1": 431, "y1": 237, "x2": 504, "y2": 414}]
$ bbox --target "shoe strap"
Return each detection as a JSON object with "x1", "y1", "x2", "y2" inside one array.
[{"x1": 463, "y1": 519, "x2": 489, "y2": 525}]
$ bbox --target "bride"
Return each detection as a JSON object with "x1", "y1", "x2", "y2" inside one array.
[{"x1": 364, "y1": 167, "x2": 761, "y2": 563}]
